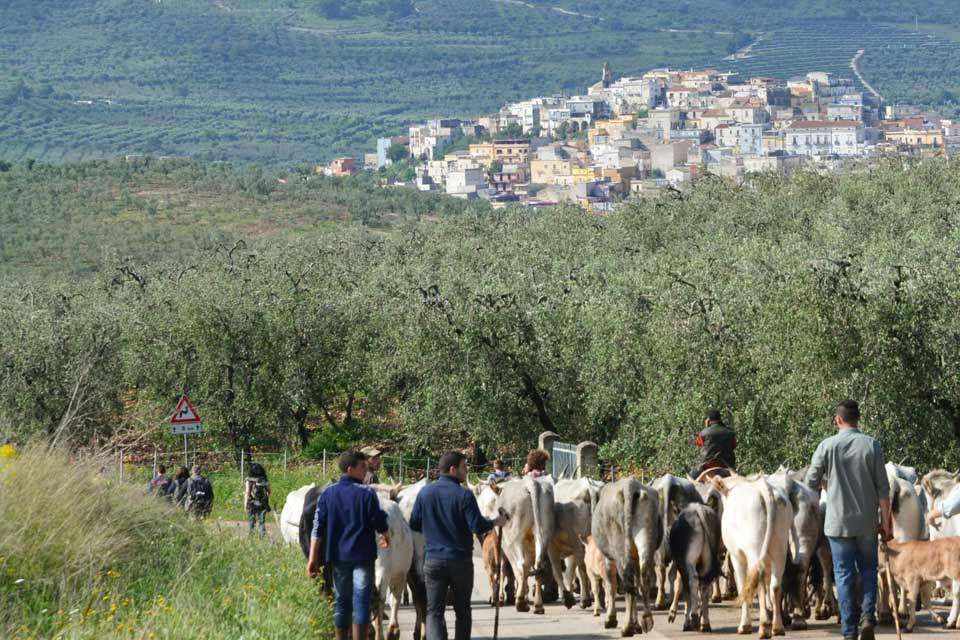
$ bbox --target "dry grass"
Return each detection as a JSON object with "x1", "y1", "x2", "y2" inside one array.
[{"x1": 0, "y1": 445, "x2": 332, "y2": 639}]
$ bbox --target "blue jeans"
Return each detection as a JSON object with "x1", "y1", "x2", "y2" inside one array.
[
  {"x1": 828, "y1": 535, "x2": 878, "y2": 637},
  {"x1": 332, "y1": 560, "x2": 375, "y2": 628}
]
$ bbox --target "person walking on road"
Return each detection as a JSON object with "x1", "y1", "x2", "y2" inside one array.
[
  {"x1": 410, "y1": 451, "x2": 508, "y2": 640},
  {"x1": 805, "y1": 400, "x2": 892, "y2": 640},
  {"x1": 244, "y1": 462, "x2": 272, "y2": 537},
  {"x1": 307, "y1": 449, "x2": 391, "y2": 640}
]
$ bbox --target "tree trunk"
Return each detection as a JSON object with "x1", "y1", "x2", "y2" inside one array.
[
  {"x1": 521, "y1": 372, "x2": 555, "y2": 432},
  {"x1": 344, "y1": 391, "x2": 355, "y2": 425}
]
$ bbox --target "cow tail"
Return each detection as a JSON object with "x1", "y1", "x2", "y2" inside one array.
[
  {"x1": 622, "y1": 480, "x2": 638, "y2": 588},
  {"x1": 529, "y1": 478, "x2": 549, "y2": 571},
  {"x1": 661, "y1": 478, "x2": 672, "y2": 549}
]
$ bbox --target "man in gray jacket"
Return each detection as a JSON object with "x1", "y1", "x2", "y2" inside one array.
[{"x1": 806, "y1": 400, "x2": 892, "y2": 640}]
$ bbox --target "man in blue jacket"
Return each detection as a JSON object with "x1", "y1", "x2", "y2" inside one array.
[
  {"x1": 410, "y1": 451, "x2": 508, "y2": 640},
  {"x1": 307, "y1": 449, "x2": 390, "y2": 640}
]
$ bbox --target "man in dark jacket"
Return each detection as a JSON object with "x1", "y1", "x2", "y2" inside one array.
[
  {"x1": 693, "y1": 408, "x2": 737, "y2": 478},
  {"x1": 307, "y1": 449, "x2": 391, "y2": 640},
  {"x1": 410, "y1": 451, "x2": 508, "y2": 640}
]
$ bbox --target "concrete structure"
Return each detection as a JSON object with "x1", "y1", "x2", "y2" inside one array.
[
  {"x1": 446, "y1": 167, "x2": 485, "y2": 198},
  {"x1": 786, "y1": 120, "x2": 865, "y2": 157}
]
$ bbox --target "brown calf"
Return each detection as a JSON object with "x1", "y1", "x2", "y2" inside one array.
[
  {"x1": 582, "y1": 534, "x2": 619, "y2": 629},
  {"x1": 481, "y1": 530, "x2": 515, "y2": 606},
  {"x1": 886, "y1": 537, "x2": 960, "y2": 631}
]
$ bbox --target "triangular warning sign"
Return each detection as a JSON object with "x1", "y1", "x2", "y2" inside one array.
[{"x1": 170, "y1": 395, "x2": 201, "y2": 423}]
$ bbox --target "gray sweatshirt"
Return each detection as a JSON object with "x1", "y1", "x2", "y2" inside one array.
[{"x1": 805, "y1": 428, "x2": 890, "y2": 538}]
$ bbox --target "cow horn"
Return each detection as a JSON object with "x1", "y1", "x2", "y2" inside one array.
[{"x1": 710, "y1": 476, "x2": 730, "y2": 496}]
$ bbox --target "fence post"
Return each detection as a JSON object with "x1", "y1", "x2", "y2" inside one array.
[
  {"x1": 575, "y1": 441, "x2": 598, "y2": 479},
  {"x1": 240, "y1": 449, "x2": 245, "y2": 489},
  {"x1": 119, "y1": 449, "x2": 124, "y2": 482},
  {"x1": 283, "y1": 449, "x2": 288, "y2": 479},
  {"x1": 426, "y1": 457, "x2": 430, "y2": 479},
  {"x1": 538, "y1": 431, "x2": 560, "y2": 461},
  {"x1": 153, "y1": 447, "x2": 158, "y2": 478},
  {"x1": 322, "y1": 449, "x2": 327, "y2": 476},
  {"x1": 399, "y1": 456, "x2": 403, "y2": 483}
]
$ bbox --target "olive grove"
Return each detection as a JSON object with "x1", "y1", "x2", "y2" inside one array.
[{"x1": 2, "y1": 159, "x2": 959, "y2": 473}]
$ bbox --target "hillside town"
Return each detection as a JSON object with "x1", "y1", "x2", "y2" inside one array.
[{"x1": 321, "y1": 64, "x2": 960, "y2": 209}]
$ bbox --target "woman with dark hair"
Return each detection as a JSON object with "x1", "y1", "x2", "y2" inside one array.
[
  {"x1": 170, "y1": 466, "x2": 190, "y2": 506},
  {"x1": 244, "y1": 462, "x2": 271, "y2": 536},
  {"x1": 524, "y1": 448, "x2": 550, "y2": 478}
]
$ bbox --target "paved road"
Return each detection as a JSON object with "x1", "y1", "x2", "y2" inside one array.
[
  {"x1": 428, "y1": 548, "x2": 955, "y2": 640},
  {"x1": 456, "y1": 553, "x2": 954, "y2": 640},
  {"x1": 215, "y1": 521, "x2": 953, "y2": 639}
]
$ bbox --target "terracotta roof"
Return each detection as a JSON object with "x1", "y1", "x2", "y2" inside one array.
[{"x1": 788, "y1": 120, "x2": 860, "y2": 130}]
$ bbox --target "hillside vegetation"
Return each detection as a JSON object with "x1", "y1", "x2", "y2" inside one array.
[
  {"x1": 1, "y1": 0, "x2": 959, "y2": 165},
  {"x1": 0, "y1": 446, "x2": 333, "y2": 639},
  {"x1": 0, "y1": 157, "x2": 482, "y2": 281},
  {"x1": 2, "y1": 159, "x2": 959, "y2": 474}
]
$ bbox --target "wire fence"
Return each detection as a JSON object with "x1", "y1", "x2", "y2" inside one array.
[{"x1": 109, "y1": 446, "x2": 530, "y2": 488}]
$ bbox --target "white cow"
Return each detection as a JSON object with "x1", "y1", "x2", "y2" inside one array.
[
  {"x1": 372, "y1": 492, "x2": 414, "y2": 640},
  {"x1": 280, "y1": 483, "x2": 315, "y2": 546},
  {"x1": 474, "y1": 482, "x2": 514, "y2": 606},
  {"x1": 920, "y1": 470, "x2": 960, "y2": 628},
  {"x1": 713, "y1": 475, "x2": 793, "y2": 639},
  {"x1": 553, "y1": 477, "x2": 602, "y2": 609},
  {"x1": 768, "y1": 471, "x2": 821, "y2": 630},
  {"x1": 397, "y1": 479, "x2": 429, "y2": 640},
  {"x1": 591, "y1": 477, "x2": 662, "y2": 637},
  {"x1": 497, "y1": 476, "x2": 558, "y2": 614}
]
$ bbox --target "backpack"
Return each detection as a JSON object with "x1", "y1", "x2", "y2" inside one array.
[
  {"x1": 248, "y1": 478, "x2": 269, "y2": 511},
  {"x1": 156, "y1": 477, "x2": 173, "y2": 496},
  {"x1": 189, "y1": 477, "x2": 213, "y2": 508}
]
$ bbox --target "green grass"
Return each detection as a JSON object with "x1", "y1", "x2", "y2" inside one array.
[{"x1": 0, "y1": 446, "x2": 334, "y2": 639}]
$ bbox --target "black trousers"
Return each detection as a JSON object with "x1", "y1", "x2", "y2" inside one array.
[{"x1": 425, "y1": 557, "x2": 474, "y2": 640}]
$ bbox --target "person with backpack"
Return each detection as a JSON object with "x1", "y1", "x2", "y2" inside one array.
[
  {"x1": 185, "y1": 465, "x2": 214, "y2": 519},
  {"x1": 170, "y1": 466, "x2": 190, "y2": 506},
  {"x1": 244, "y1": 462, "x2": 271, "y2": 536},
  {"x1": 149, "y1": 465, "x2": 172, "y2": 496}
]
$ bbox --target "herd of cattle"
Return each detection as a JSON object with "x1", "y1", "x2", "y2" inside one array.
[{"x1": 277, "y1": 464, "x2": 960, "y2": 640}]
